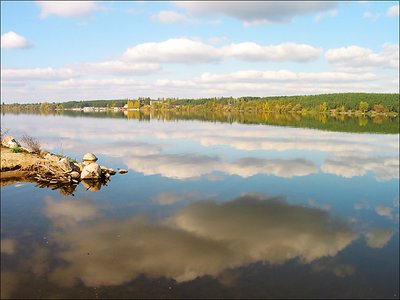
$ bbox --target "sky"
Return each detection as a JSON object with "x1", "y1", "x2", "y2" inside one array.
[{"x1": 1, "y1": 1, "x2": 399, "y2": 103}]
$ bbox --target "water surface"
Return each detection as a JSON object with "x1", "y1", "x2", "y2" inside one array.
[{"x1": 1, "y1": 113, "x2": 399, "y2": 299}]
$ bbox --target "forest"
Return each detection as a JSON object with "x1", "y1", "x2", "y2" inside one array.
[{"x1": 1, "y1": 93, "x2": 399, "y2": 115}]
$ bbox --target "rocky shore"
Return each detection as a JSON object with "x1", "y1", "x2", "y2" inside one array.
[{"x1": 1, "y1": 135, "x2": 127, "y2": 194}]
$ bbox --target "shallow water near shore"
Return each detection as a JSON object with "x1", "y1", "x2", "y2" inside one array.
[{"x1": 1, "y1": 112, "x2": 399, "y2": 299}]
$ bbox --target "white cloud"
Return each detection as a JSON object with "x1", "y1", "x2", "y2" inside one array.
[
  {"x1": 36, "y1": 1, "x2": 104, "y2": 18},
  {"x1": 122, "y1": 38, "x2": 221, "y2": 63},
  {"x1": 2, "y1": 39, "x2": 399, "y2": 101},
  {"x1": 122, "y1": 38, "x2": 322, "y2": 63},
  {"x1": 2, "y1": 61, "x2": 160, "y2": 82},
  {"x1": 1, "y1": 67, "x2": 76, "y2": 81},
  {"x1": 151, "y1": 10, "x2": 191, "y2": 23},
  {"x1": 198, "y1": 69, "x2": 377, "y2": 83},
  {"x1": 1, "y1": 31, "x2": 32, "y2": 49},
  {"x1": 74, "y1": 61, "x2": 161, "y2": 76},
  {"x1": 175, "y1": 2, "x2": 337, "y2": 25},
  {"x1": 387, "y1": 5, "x2": 399, "y2": 17},
  {"x1": 222, "y1": 42, "x2": 322, "y2": 62},
  {"x1": 326, "y1": 43, "x2": 399, "y2": 69}
]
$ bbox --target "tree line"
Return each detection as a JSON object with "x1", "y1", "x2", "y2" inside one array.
[{"x1": 1, "y1": 93, "x2": 399, "y2": 115}]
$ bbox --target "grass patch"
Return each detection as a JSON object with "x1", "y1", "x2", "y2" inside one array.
[{"x1": 10, "y1": 147, "x2": 24, "y2": 153}]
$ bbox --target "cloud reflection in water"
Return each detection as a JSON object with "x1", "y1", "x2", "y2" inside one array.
[{"x1": 42, "y1": 194, "x2": 358, "y2": 287}]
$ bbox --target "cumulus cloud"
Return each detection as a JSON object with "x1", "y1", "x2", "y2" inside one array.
[
  {"x1": 43, "y1": 194, "x2": 356, "y2": 287},
  {"x1": 122, "y1": 38, "x2": 220, "y2": 63},
  {"x1": 175, "y1": 2, "x2": 337, "y2": 25},
  {"x1": 1, "y1": 31, "x2": 32, "y2": 49},
  {"x1": 151, "y1": 10, "x2": 191, "y2": 23},
  {"x1": 36, "y1": 1, "x2": 104, "y2": 18},
  {"x1": 326, "y1": 44, "x2": 399, "y2": 70},
  {"x1": 222, "y1": 42, "x2": 322, "y2": 62},
  {"x1": 122, "y1": 38, "x2": 322, "y2": 63},
  {"x1": 387, "y1": 5, "x2": 399, "y2": 17},
  {"x1": 4, "y1": 37, "x2": 399, "y2": 101}
]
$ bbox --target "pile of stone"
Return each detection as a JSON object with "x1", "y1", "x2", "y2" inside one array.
[
  {"x1": 2, "y1": 135, "x2": 127, "y2": 192},
  {"x1": 31, "y1": 152, "x2": 118, "y2": 187}
]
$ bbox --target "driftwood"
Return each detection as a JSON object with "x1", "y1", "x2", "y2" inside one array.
[{"x1": 29, "y1": 161, "x2": 77, "y2": 187}]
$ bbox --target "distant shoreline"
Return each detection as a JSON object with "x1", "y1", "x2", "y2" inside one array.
[{"x1": 1, "y1": 92, "x2": 399, "y2": 115}]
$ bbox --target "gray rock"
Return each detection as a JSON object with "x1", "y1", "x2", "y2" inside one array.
[
  {"x1": 80, "y1": 163, "x2": 102, "y2": 179},
  {"x1": 2, "y1": 136, "x2": 21, "y2": 148}
]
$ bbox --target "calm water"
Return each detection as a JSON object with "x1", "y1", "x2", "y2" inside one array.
[{"x1": 1, "y1": 113, "x2": 399, "y2": 299}]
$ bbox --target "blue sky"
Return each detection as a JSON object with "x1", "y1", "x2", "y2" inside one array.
[{"x1": 1, "y1": 1, "x2": 399, "y2": 103}]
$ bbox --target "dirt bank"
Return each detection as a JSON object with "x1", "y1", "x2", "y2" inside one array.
[
  {"x1": 0, "y1": 147, "x2": 45, "y2": 186},
  {"x1": 1, "y1": 146, "x2": 47, "y2": 172}
]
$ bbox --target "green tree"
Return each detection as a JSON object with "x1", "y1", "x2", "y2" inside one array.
[{"x1": 359, "y1": 101, "x2": 369, "y2": 113}]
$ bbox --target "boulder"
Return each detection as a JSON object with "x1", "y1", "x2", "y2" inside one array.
[
  {"x1": 80, "y1": 163, "x2": 102, "y2": 179},
  {"x1": 82, "y1": 153, "x2": 98, "y2": 164},
  {"x1": 2, "y1": 136, "x2": 21, "y2": 148}
]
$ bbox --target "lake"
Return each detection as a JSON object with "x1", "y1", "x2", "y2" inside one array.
[{"x1": 1, "y1": 112, "x2": 399, "y2": 299}]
